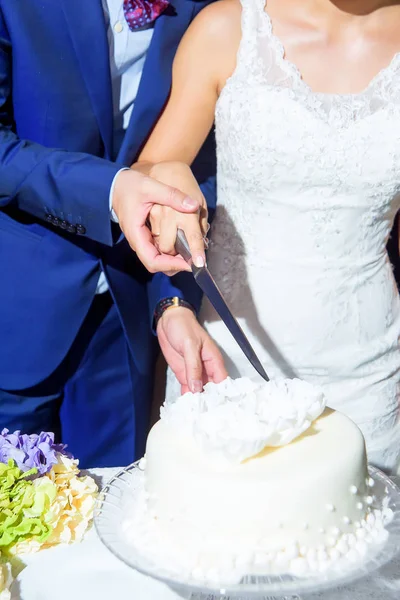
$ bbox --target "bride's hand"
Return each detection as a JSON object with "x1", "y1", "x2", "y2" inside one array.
[
  {"x1": 157, "y1": 306, "x2": 227, "y2": 394},
  {"x1": 132, "y1": 161, "x2": 209, "y2": 275}
]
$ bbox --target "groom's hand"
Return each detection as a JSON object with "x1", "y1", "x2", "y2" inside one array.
[
  {"x1": 112, "y1": 168, "x2": 201, "y2": 274},
  {"x1": 157, "y1": 307, "x2": 227, "y2": 394},
  {"x1": 146, "y1": 162, "x2": 209, "y2": 272}
]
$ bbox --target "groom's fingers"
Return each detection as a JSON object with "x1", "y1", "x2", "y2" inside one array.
[
  {"x1": 112, "y1": 169, "x2": 202, "y2": 274},
  {"x1": 141, "y1": 175, "x2": 200, "y2": 213},
  {"x1": 134, "y1": 224, "x2": 191, "y2": 274}
]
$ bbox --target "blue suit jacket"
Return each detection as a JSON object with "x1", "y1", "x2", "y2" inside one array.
[{"x1": 0, "y1": 0, "x2": 216, "y2": 390}]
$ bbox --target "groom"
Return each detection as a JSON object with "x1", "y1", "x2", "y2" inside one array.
[{"x1": 0, "y1": 0, "x2": 224, "y2": 467}]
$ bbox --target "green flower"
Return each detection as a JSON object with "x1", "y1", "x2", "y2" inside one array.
[{"x1": 0, "y1": 460, "x2": 54, "y2": 551}]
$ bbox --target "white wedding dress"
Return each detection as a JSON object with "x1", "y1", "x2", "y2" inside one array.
[{"x1": 167, "y1": 0, "x2": 400, "y2": 472}]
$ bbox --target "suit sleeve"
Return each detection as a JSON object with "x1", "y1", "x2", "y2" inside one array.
[{"x1": 0, "y1": 8, "x2": 121, "y2": 246}]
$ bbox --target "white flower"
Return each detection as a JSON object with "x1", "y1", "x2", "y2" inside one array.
[{"x1": 0, "y1": 561, "x2": 13, "y2": 600}]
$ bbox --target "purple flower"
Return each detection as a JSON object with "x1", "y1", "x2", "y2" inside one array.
[{"x1": 0, "y1": 429, "x2": 73, "y2": 476}]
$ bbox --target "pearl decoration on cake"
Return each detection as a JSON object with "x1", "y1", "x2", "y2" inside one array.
[
  {"x1": 329, "y1": 548, "x2": 341, "y2": 561},
  {"x1": 366, "y1": 496, "x2": 374, "y2": 505},
  {"x1": 343, "y1": 516, "x2": 351, "y2": 525},
  {"x1": 235, "y1": 552, "x2": 253, "y2": 569},
  {"x1": 347, "y1": 533, "x2": 357, "y2": 547},
  {"x1": 319, "y1": 527, "x2": 325, "y2": 534},
  {"x1": 355, "y1": 540, "x2": 368, "y2": 556},
  {"x1": 356, "y1": 501, "x2": 364, "y2": 510},
  {"x1": 349, "y1": 485, "x2": 358, "y2": 495},
  {"x1": 124, "y1": 484, "x2": 394, "y2": 586},
  {"x1": 291, "y1": 557, "x2": 308, "y2": 575},
  {"x1": 356, "y1": 527, "x2": 367, "y2": 540},
  {"x1": 367, "y1": 477, "x2": 375, "y2": 488},
  {"x1": 326, "y1": 503, "x2": 335, "y2": 512},
  {"x1": 303, "y1": 522, "x2": 309, "y2": 530},
  {"x1": 285, "y1": 544, "x2": 300, "y2": 560},
  {"x1": 347, "y1": 548, "x2": 360, "y2": 562},
  {"x1": 254, "y1": 552, "x2": 268, "y2": 566},
  {"x1": 138, "y1": 457, "x2": 147, "y2": 470},
  {"x1": 336, "y1": 539, "x2": 349, "y2": 554},
  {"x1": 317, "y1": 548, "x2": 328, "y2": 562},
  {"x1": 191, "y1": 567, "x2": 204, "y2": 580}
]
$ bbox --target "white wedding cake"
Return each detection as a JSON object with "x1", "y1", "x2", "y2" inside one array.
[{"x1": 124, "y1": 377, "x2": 391, "y2": 583}]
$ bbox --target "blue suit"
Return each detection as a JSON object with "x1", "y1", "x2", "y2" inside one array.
[{"x1": 0, "y1": 0, "x2": 216, "y2": 465}]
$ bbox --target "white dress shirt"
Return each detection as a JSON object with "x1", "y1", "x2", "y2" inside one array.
[{"x1": 97, "y1": 0, "x2": 154, "y2": 293}]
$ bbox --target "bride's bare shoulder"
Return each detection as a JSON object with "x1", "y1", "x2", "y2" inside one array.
[
  {"x1": 189, "y1": 0, "x2": 242, "y2": 41},
  {"x1": 198, "y1": 0, "x2": 242, "y2": 19},
  {"x1": 174, "y1": 0, "x2": 242, "y2": 90}
]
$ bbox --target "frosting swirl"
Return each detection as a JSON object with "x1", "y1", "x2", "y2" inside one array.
[{"x1": 160, "y1": 377, "x2": 326, "y2": 462}]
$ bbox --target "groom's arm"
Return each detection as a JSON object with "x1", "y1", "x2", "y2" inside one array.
[
  {"x1": 0, "y1": 9, "x2": 200, "y2": 271},
  {"x1": 0, "y1": 8, "x2": 121, "y2": 246}
]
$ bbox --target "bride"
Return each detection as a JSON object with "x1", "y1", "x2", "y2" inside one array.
[{"x1": 137, "y1": 0, "x2": 400, "y2": 473}]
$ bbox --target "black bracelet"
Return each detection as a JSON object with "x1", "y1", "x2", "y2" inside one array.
[{"x1": 154, "y1": 297, "x2": 196, "y2": 330}]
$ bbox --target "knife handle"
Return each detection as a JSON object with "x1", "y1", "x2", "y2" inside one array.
[{"x1": 175, "y1": 229, "x2": 193, "y2": 264}]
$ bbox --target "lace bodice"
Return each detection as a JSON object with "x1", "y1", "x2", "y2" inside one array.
[
  {"x1": 168, "y1": 0, "x2": 400, "y2": 472},
  {"x1": 230, "y1": 0, "x2": 400, "y2": 124},
  {"x1": 212, "y1": 0, "x2": 400, "y2": 299}
]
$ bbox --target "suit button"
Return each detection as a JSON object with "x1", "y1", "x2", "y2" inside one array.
[
  {"x1": 76, "y1": 224, "x2": 86, "y2": 235},
  {"x1": 53, "y1": 217, "x2": 60, "y2": 226},
  {"x1": 67, "y1": 224, "x2": 77, "y2": 234},
  {"x1": 46, "y1": 213, "x2": 53, "y2": 223},
  {"x1": 60, "y1": 220, "x2": 68, "y2": 230}
]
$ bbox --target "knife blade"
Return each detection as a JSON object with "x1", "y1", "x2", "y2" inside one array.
[{"x1": 175, "y1": 229, "x2": 269, "y2": 382}]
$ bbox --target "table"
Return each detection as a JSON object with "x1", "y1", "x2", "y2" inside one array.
[{"x1": 12, "y1": 469, "x2": 400, "y2": 600}]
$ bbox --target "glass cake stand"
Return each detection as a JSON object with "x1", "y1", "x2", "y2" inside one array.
[{"x1": 94, "y1": 463, "x2": 400, "y2": 600}]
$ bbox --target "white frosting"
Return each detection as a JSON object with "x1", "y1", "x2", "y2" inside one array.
[
  {"x1": 145, "y1": 409, "x2": 369, "y2": 560},
  {"x1": 160, "y1": 377, "x2": 326, "y2": 462}
]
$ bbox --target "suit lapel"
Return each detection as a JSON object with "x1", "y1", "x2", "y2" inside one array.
[
  {"x1": 117, "y1": 0, "x2": 196, "y2": 165},
  {"x1": 61, "y1": 0, "x2": 113, "y2": 158}
]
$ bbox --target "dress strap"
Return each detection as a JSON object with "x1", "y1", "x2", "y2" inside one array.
[
  {"x1": 233, "y1": 0, "x2": 289, "y2": 86},
  {"x1": 233, "y1": 0, "x2": 270, "y2": 80}
]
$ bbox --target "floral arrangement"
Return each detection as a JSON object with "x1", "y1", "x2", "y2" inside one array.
[{"x1": 0, "y1": 429, "x2": 98, "y2": 598}]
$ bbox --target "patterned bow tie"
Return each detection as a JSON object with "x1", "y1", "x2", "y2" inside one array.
[{"x1": 123, "y1": 0, "x2": 169, "y2": 31}]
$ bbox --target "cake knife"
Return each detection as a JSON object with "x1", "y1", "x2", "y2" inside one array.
[{"x1": 175, "y1": 229, "x2": 269, "y2": 382}]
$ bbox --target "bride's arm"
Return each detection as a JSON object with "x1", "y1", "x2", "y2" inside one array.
[
  {"x1": 134, "y1": 0, "x2": 241, "y2": 257},
  {"x1": 140, "y1": 0, "x2": 240, "y2": 165},
  {"x1": 137, "y1": 1, "x2": 241, "y2": 394}
]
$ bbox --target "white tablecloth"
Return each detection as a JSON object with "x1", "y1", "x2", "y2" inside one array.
[{"x1": 11, "y1": 469, "x2": 400, "y2": 600}]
